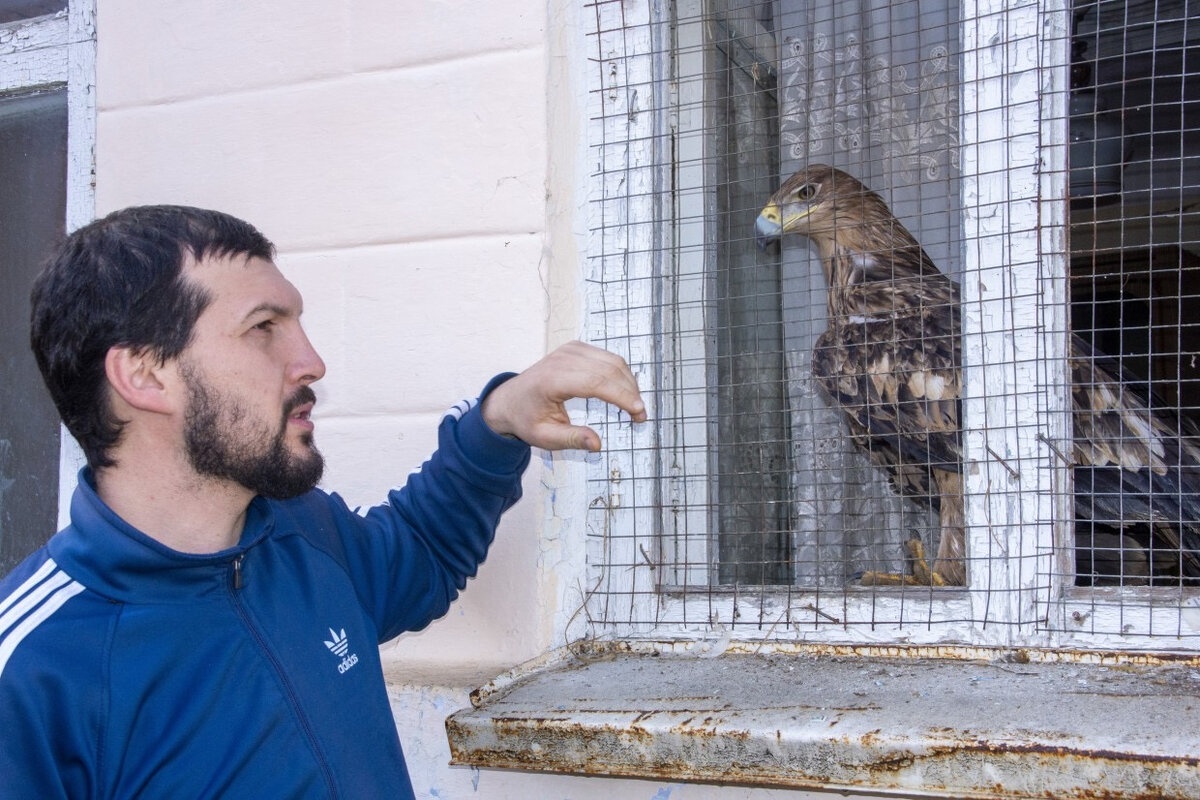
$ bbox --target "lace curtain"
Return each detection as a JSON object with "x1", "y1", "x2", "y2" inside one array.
[{"x1": 779, "y1": 4, "x2": 959, "y2": 198}]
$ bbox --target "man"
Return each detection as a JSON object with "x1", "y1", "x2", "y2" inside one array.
[{"x1": 0, "y1": 205, "x2": 645, "y2": 798}]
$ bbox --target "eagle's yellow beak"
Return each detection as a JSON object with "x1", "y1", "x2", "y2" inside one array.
[{"x1": 755, "y1": 202, "x2": 783, "y2": 250}]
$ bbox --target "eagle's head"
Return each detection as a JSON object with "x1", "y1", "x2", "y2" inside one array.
[{"x1": 754, "y1": 164, "x2": 876, "y2": 251}]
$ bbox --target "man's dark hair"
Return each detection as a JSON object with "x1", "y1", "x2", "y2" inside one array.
[{"x1": 30, "y1": 205, "x2": 275, "y2": 469}]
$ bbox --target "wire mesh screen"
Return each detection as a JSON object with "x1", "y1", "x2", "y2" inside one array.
[{"x1": 580, "y1": 0, "x2": 1200, "y2": 648}]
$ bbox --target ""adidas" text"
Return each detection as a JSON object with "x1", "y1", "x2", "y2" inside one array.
[{"x1": 337, "y1": 653, "x2": 359, "y2": 674}]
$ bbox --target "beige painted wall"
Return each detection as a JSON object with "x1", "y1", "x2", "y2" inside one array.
[{"x1": 95, "y1": 0, "x2": 554, "y2": 676}]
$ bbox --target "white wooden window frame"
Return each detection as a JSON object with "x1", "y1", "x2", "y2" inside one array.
[
  {"x1": 0, "y1": 3, "x2": 95, "y2": 525},
  {"x1": 584, "y1": 0, "x2": 1200, "y2": 653}
]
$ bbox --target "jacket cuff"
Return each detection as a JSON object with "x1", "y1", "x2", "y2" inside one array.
[{"x1": 453, "y1": 373, "x2": 531, "y2": 474}]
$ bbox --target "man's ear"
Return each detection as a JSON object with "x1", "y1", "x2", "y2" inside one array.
[{"x1": 104, "y1": 346, "x2": 173, "y2": 414}]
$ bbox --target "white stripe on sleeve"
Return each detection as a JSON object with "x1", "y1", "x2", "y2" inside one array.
[
  {"x1": 0, "y1": 558, "x2": 57, "y2": 619},
  {"x1": 445, "y1": 397, "x2": 477, "y2": 422},
  {"x1": 0, "y1": 561, "x2": 86, "y2": 679}
]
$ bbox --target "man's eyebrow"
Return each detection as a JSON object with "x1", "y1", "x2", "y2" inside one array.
[{"x1": 242, "y1": 302, "x2": 300, "y2": 323}]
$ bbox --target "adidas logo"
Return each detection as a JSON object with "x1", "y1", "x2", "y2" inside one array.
[{"x1": 323, "y1": 627, "x2": 359, "y2": 674}]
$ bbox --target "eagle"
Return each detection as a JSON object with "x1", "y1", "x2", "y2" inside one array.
[{"x1": 754, "y1": 163, "x2": 1200, "y2": 586}]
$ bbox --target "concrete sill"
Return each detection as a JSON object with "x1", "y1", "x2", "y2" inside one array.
[{"x1": 446, "y1": 642, "x2": 1200, "y2": 798}]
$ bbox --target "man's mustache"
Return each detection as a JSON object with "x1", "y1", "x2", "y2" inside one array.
[{"x1": 283, "y1": 386, "x2": 317, "y2": 417}]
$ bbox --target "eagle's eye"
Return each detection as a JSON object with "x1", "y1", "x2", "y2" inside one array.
[{"x1": 796, "y1": 183, "x2": 817, "y2": 202}]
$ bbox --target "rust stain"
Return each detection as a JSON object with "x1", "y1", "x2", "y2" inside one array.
[
  {"x1": 448, "y1": 711, "x2": 1200, "y2": 799},
  {"x1": 569, "y1": 637, "x2": 1200, "y2": 667},
  {"x1": 448, "y1": 740, "x2": 1194, "y2": 800},
  {"x1": 858, "y1": 728, "x2": 884, "y2": 747}
]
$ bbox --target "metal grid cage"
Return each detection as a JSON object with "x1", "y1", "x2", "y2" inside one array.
[{"x1": 578, "y1": 0, "x2": 1200, "y2": 650}]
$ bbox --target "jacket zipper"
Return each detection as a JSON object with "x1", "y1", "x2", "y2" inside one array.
[{"x1": 227, "y1": 556, "x2": 340, "y2": 799}]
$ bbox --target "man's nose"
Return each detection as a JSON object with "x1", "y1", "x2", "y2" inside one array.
[{"x1": 293, "y1": 328, "x2": 326, "y2": 384}]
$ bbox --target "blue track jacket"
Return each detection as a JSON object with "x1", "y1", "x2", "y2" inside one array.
[{"x1": 0, "y1": 379, "x2": 530, "y2": 799}]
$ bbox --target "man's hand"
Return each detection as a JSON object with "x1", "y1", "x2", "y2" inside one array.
[{"x1": 481, "y1": 341, "x2": 646, "y2": 452}]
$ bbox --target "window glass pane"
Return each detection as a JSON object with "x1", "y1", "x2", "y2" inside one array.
[
  {"x1": 707, "y1": 0, "x2": 963, "y2": 587},
  {"x1": 1068, "y1": 0, "x2": 1200, "y2": 588},
  {"x1": 0, "y1": 0, "x2": 65, "y2": 23},
  {"x1": 711, "y1": 1, "x2": 792, "y2": 586},
  {"x1": 0, "y1": 89, "x2": 66, "y2": 574}
]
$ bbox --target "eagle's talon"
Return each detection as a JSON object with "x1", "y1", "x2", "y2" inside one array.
[
  {"x1": 856, "y1": 569, "x2": 949, "y2": 587},
  {"x1": 856, "y1": 570, "x2": 912, "y2": 586},
  {"x1": 856, "y1": 538, "x2": 949, "y2": 586}
]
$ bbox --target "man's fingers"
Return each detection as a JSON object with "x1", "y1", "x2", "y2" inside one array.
[
  {"x1": 582, "y1": 378, "x2": 645, "y2": 423},
  {"x1": 514, "y1": 419, "x2": 601, "y2": 453},
  {"x1": 594, "y1": 360, "x2": 646, "y2": 422},
  {"x1": 552, "y1": 342, "x2": 646, "y2": 421},
  {"x1": 479, "y1": 341, "x2": 647, "y2": 450}
]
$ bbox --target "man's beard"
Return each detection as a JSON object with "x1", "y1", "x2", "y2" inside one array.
[{"x1": 181, "y1": 363, "x2": 324, "y2": 499}]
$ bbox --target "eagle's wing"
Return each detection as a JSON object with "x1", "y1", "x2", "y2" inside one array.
[
  {"x1": 1070, "y1": 334, "x2": 1200, "y2": 576},
  {"x1": 811, "y1": 272, "x2": 963, "y2": 510}
]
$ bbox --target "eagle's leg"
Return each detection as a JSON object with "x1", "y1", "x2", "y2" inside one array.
[
  {"x1": 930, "y1": 472, "x2": 966, "y2": 586},
  {"x1": 853, "y1": 471, "x2": 967, "y2": 586},
  {"x1": 859, "y1": 472, "x2": 965, "y2": 586},
  {"x1": 909, "y1": 538, "x2": 937, "y2": 585}
]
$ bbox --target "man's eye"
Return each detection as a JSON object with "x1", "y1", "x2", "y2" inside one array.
[{"x1": 253, "y1": 320, "x2": 275, "y2": 332}]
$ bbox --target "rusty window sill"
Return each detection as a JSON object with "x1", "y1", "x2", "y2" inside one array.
[{"x1": 446, "y1": 643, "x2": 1200, "y2": 798}]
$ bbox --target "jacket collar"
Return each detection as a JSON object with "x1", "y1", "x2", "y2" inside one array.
[{"x1": 47, "y1": 469, "x2": 276, "y2": 603}]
